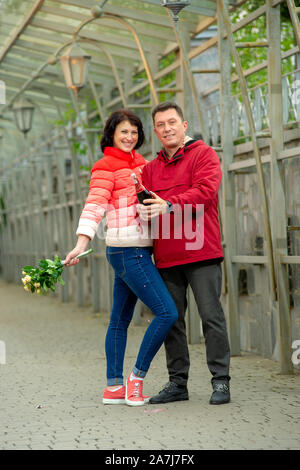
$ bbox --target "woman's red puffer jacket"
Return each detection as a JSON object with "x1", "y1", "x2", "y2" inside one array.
[{"x1": 76, "y1": 147, "x2": 152, "y2": 247}]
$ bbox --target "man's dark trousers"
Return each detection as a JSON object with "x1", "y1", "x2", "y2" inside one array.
[{"x1": 158, "y1": 262, "x2": 231, "y2": 387}]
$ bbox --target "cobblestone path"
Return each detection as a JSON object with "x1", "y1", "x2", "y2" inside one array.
[{"x1": 1, "y1": 279, "x2": 300, "y2": 450}]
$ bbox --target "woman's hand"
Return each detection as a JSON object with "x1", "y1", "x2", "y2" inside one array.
[{"x1": 64, "y1": 235, "x2": 90, "y2": 267}]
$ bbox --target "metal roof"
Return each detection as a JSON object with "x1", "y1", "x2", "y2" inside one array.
[
  {"x1": 0, "y1": 0, "x2": 227, "y2": 157},
  {"x1": 0, "y1": 1, "x2": 219, "y2": 108}
]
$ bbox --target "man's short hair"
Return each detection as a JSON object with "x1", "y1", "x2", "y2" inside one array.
[{"x1": 152, "y1": 101, "x2": 184, "y2": 123}]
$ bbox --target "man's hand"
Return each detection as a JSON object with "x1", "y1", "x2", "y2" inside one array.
[{"x1": 137, "y1": 191, "x2": 168, "y2": 220}]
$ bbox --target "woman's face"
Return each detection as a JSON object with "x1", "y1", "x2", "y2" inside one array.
[{"x1": 113, "y1": 120, "x2": 138, "y2": 152}]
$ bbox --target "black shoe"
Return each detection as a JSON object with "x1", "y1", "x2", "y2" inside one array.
[
  {"x1": 209, "y1": 382, "x2": 230, "y2": 405},
  {"x1": 149, "y1": 382, "x2": 189, "y2": 404}
]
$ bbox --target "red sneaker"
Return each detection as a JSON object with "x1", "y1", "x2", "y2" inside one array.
[
  {"x1": 103, "y1": 386, "x2": 126, "y2": 405},
  {"x1": 126, "y1": 373, "x2": 147, "y2": 406},
  {"x1": 102, "y1": 385, "x2": 149, "y2": 405}
]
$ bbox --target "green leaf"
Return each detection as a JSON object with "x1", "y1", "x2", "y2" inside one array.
[
  {"x1": 58, "y1": 276, "x2": 65, "y2": 286},
  {"x1": 23, "y1": 265, "x2": 34, "y2": 271},
  {"x1": 38, "y1": 259, "x2": 48, "y2": 268},
  {"x1": 45, "y1": 259, "x2": 56, "y2": 267}
]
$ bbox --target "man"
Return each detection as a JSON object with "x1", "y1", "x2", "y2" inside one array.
[{"x1": 138, "y1": 101, "x2": 231, "y2": 405}]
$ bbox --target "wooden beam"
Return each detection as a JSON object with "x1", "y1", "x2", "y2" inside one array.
[
  {"x1": 5, "y1": 86, "x2": 69, "y2": 108},
  {"x1": 139, "y1": 0, "x2": 217, "y2": 17},
  {"x1": 39, "y1": 4, "x2": 171, "y2": 42},
  {"x1": 2, "y1": 55, "x2": 117, "y2": 81},
  {"x1": 217, "y1": 0, "x2": 240, "y2": 356},
  {"x1": 52, "y1": 0, "x2": 175, "y2": 28},
  {"x1": 0, "y1": 71, "x2": 71, "y2": 100},
  {"x1": 218, "y1": 0, "x2": 277, "y2": 306},
  {"x1": 0, "y1": 0, "x2": 45, "y2": 64},
  {"x1": 267, "y1": 0, "x2": 293, "y2": 374},
  {"x1": 30, "y1": 17, "x2": 156, "y2": 53},
  {"x1": 231, "y1": 255, "x2": 268, "y2": 264},
  {"x1": 280, "y1": 256, "x2": 300, "y2": 264}
]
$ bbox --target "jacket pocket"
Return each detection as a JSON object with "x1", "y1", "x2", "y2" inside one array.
[{"x1": 151, "y1": 181, "x2": 190, "y2": 198}]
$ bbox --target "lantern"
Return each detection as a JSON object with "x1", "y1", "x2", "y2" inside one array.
[
  {"x1": 12, "y1": 97, "x2": 35, "y2": 135},
  {"x1": 162, "y1": 0, "x2": 191, "y2": 20},
  {"x1": 59, "y1": 42, "x2": 91, "y2": 96}
]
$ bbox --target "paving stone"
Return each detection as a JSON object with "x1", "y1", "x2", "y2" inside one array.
[{"x1": 1, "y1": 279, "x2": 300, "y2": 450}]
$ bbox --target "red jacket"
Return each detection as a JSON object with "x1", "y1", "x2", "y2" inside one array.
[
  {"x1": 142, "y1": 139, "x2": 223, "y2": 268},
  {"x1": 76, "y1": 147, "x2": 152, "y2": 247}
]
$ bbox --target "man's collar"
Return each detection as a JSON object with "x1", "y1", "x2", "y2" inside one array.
[
  {"x1": 157, "y1": 135, "x2": 194, "y2": 163},
  {"x1": 184, "y1": 135, "x2": 193, "y2": 145}
]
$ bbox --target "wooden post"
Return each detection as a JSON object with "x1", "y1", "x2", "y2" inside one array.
[
  {"x1": 167, "y1": 10, "x2": 208, "y2": 141},
  {"x1": 48, "y1": 91, "x2": 86, "y2": 305},
  {"x1": 69, "y1": 90, "x2": 95, "y2": 168},
  {"x1": 217, "y1": 0, "x2": 240, "y2": 355},
  {"x1": 48, "y1": 131, "x2": 72, "y2": 302},
  {"x1": 267, "y1": 0, "x2": 293, "y2": 373},
  {"x1": 147, "y1": 52, "x2": 160, "y2": 157},
  {"x1": 218, "y1": 0, "x2": 277, "y2": 305}
]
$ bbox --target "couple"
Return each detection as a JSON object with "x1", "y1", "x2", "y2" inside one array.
[{"x1": 65, "y1": 101, "x2": 231, "y2": 407}]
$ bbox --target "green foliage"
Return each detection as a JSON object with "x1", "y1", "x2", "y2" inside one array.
[
  {"x1": 158, "y1": 51, "x2": 177, "y2": 102},
  {"x1": 133, "y1": 69, "x2": 150, "y2": 101},
  {"x1": 79, "y1": 164, "x2": 92, "y2": 172},
  {"x1": 72, "y1": 141, "x2": 87, "y2": 156},
  {"x1": 132, "y1": 51, "x2": 177, "y2": 102},
  {"x1": 231, "y1": 0, "x2": 295, "y2": 94},
  {"x1": 21, "y1": 256, "x2": 65, "y2": 294}
]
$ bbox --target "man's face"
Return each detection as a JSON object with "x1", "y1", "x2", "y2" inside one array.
[{"x1": 153, "y1": 108, "x2": 188, "y2": 154}]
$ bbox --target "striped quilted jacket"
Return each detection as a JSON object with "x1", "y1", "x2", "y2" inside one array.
[{"x1": 76, "y1": 147, "x2": 152, "y2": 247}]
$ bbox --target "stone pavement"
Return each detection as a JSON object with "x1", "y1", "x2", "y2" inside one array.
[{"x1": 1, "y1": 278, "x2": 300, "y2": 451}]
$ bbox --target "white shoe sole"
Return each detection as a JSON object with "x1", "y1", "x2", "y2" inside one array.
[
  {"x1": 103, "y1": 398, "x2": 126, "y2": 405},
  {"x1": 125, "y1": 391, "x2": 149, "y2": 406},
  {"x1": 125, "y1": 399, "x2": 145, "y2": 406}
]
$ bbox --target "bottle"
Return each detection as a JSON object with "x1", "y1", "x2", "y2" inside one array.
[{"x1": 131, "y1": 173, "x2": 153, "y2": 205}]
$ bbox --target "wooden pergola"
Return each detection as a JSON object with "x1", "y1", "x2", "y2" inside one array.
[{"x1": 0, "y1": 0, "x2": 299, "y2": 374}]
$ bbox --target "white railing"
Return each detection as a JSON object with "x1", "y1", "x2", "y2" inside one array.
[{"x1": 205, "y1": 68, "x2": 300, "y2": 144}]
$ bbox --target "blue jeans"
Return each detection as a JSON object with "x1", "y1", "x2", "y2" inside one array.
[{"x1": 105, "y1": 246, "x2": 178, "y2": 386}]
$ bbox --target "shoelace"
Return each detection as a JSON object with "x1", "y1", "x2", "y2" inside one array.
[
  {"x1": 133, "y1": 382, "x2": 141, "y2": 397},
  {"x1": 214, "y1": 383, "x2": 229, "y2": 393},
  {"x1": 159, "y1": 382, "x2": 171, "y2": 393},
  {"x1": 159, "y1": 382, "x2": 178, "y2": 394}
]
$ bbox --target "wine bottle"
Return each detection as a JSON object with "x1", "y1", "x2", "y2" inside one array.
[{"x1": 131, "y1": 173, "x2": 153, "y2": 205}]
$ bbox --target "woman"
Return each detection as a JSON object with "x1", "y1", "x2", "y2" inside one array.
[{"x1": 64, "y1": 109, "x2": 178, "y2": 406}]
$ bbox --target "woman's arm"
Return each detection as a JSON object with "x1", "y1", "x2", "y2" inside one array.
[{"x1": 64, "y1": 234, "x2": 91, "y2": 267}]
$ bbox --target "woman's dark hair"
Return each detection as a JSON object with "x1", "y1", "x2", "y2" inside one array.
[{"x1": 100, "y1": 109, "x2": 145, "y2": 152}]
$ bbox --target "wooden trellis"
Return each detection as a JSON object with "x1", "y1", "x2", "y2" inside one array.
[{"x1": 0, "y1": 0, "x2": 299, "y2": 373}]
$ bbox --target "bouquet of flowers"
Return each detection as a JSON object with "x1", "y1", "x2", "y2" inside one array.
[{"x1": 21, "y1": 249, "x2": 93, "y2": 294}]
